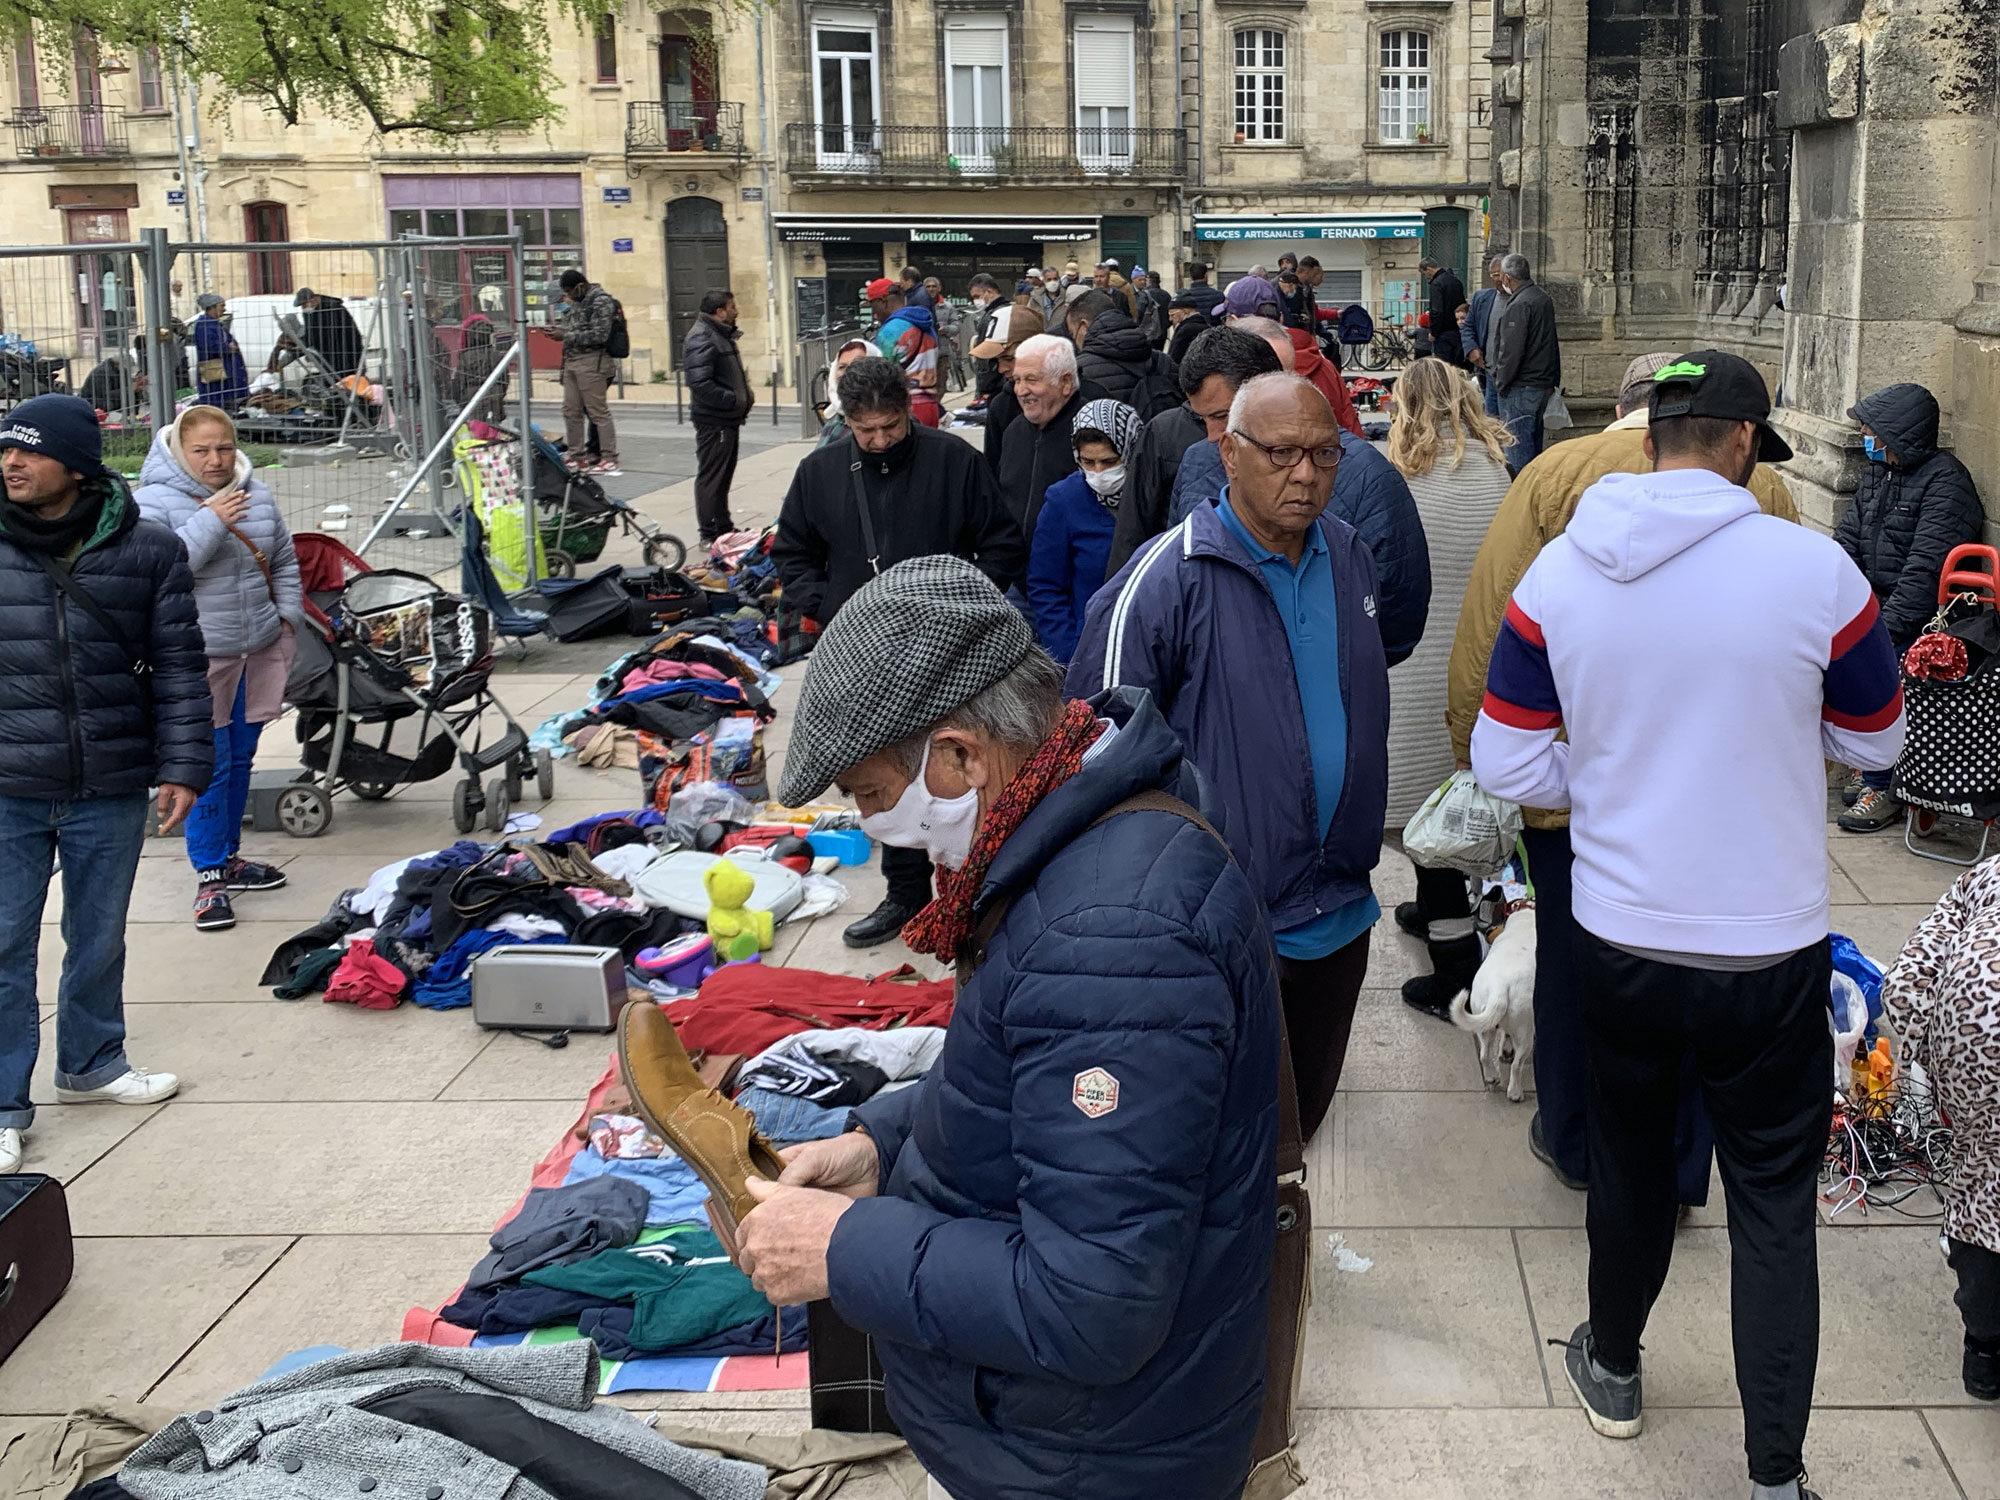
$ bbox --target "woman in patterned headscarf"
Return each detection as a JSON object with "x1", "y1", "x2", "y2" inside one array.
[{"x1": 1024, "y1": 397, "x2": 1141, "y2": 664}]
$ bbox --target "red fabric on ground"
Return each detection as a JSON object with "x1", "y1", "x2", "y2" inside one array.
[
  {"x1": 667, "y1": 962, "x2": 956, "y2": 1057},
  {"x1": 323, "y1": 939, "x2": 405, "y2": 1009}
]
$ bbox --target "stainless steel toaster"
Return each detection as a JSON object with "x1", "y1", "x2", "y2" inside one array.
[{"x1": 470, "y1": 944, "x2": 629, "y2": 1032}]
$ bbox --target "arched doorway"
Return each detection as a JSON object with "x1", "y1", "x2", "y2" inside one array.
[{"x1": 664, "y1": 196, "x2": 729, "y2": 366}]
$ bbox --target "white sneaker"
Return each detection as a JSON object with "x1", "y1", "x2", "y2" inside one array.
[
  {"x1": 0, "y1": 1128, "x2": 19, "y2": 1173},
  {"x1": 54, "y1": 1068, "x2": 180, "y2": 1106}
]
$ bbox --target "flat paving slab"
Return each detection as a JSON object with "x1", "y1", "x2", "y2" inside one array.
[{"x1": 10, "y1": 445, "x2": 1998, "y2": 1495}]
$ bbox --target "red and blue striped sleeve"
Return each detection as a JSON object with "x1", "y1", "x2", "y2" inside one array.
[
  {"x1": 1822, "y1": 587, "x2": 1906, "y2": 770},
  {"x1": 1470, "y1": 578, "x2": 1572, "y2": 810}
]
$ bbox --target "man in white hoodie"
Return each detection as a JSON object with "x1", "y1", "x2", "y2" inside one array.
[{"x1": 1472, "y1": 352, "x2": 1904, "y2": 1500}]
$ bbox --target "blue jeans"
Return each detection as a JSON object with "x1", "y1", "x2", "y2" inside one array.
[
  {"x1": 0, "y1": 791, "x2": 150, "y2": 1127},
  {"x1": 1496, "y1": 382, "x2": 1555, "y2": 472},
  {"x1": 186, "y1": 674, "x2": 265, "y2": 874},
  {"x1": 1482, "y1": 372, "x2": 1500, "y2": 419}
]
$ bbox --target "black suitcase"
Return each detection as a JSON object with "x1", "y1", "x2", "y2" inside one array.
[
  {"x1": 0, "y1": 1174, "x2": 73, "y2": 1364},
  {"x1": 540, "y1": 569, "x2": 630, "y2": 642},
  {"x1": 806, "y1": 1299, "x2": 901, "y2": 1434}
]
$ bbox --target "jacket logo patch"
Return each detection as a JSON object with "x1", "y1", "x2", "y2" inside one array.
[
  {"x1": 1072, "y1": 1067, "x2": 1120, "y2": 1119},
  {"x1": 1362, "y1": 593, "x2": 1378, "y2": 618}
]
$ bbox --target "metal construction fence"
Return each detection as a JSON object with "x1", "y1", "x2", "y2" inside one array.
[{"x1": 0, "y1": 230, "x2": 541, "y2": 579}]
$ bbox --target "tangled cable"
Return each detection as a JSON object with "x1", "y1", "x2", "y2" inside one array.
[{"x1": 1821, "y1": 1078, "x2": 1953, "y2": 1222}]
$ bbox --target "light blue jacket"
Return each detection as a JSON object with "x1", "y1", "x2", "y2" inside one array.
[{"x1": 133, "y1": 428, "x2": 302, "y2": 658}]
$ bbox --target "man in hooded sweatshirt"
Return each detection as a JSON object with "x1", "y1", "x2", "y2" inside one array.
[
  {"x1": 1833, "y1": 381, "x2": 1987, "y2": 833},
  {"x1": 0, "y1": 395, "x2": 212, "y2": 1176},
  {"x1": 1472, "y1": 353, "x2": 1904, "y2": 1500},
  {"x1": 867, "y1": 277, "x2": 942, "y2": 429}
]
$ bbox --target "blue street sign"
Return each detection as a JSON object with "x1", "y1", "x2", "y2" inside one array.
[
  {"x1": 612, "y1": 238, "x2": 634, "y2": 253},
  {"x1": 603, "y1": 187, "x2": 633, "y2": 204}
]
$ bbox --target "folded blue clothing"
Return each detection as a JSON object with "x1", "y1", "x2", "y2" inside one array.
[
  {"x1": 563, "y1": 1145, "x2": 713, "y2": 1228},
  {"x1": 545, "y1": 808, "x2": 666, "y2": 845},
  {"x1": 439, "y1": 1282, "x2": 627, "y2": 1337},
  {"x1": 411, "y1": 929, "x2": 567, "y2": 1011},
  {"x1": 580, "y1": 1304, "x2": 809, "y2": 1362},
  {"x1": 737, "y1": 1087, "x2": 852, "y2": 1144}
]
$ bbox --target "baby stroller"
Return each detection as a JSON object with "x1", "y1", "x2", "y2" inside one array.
[
  {"x1": 279, "y1": 532, "x2": 553, "y2": 838},
  {"x1": 522, "y1": 424, "x2": 686, "y2": 576},
  {"x1": 1892, "y1": 544, "x2": 2000, "y2": 865}
]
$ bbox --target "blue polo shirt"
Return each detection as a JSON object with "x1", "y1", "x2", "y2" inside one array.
[{"x1": 1216, "y1": 489, "x2": 1381, "y2": 960}]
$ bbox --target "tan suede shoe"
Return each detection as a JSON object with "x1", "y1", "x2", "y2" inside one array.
[{"x1": 617, "y1": 1000, "x2": 786, "y2": 1261}]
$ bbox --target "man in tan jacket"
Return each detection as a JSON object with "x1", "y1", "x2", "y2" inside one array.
[{"x1": 1444, "y1": 351, "x2": 1797, "y2": 1195}]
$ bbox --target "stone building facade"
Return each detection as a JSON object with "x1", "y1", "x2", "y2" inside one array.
[
  {"x1": 1488, "y1": 0, "x2": 1999, "y2": 530},
  {"x1": 2, "y1": 0, "x2": 1503, "y2": 397}
]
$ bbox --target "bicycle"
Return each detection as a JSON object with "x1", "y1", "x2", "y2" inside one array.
[{"x1": 1356, "y1": 324, "x2": 1418, "y2": 372}]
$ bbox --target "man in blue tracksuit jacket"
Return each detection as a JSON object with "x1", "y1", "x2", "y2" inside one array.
[
  {"x1": 1168, "y1": 425, "x2": 1429, "y2": 666},
  {"x1": 1071, "y1": 372, "x2": 1391, "y2": 1140}
]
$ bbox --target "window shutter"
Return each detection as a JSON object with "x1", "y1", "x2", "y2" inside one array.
[
  {"x1": 1073, "y1": 19, "x2": 1133, "y2": 108},
  {"x1": 945, "y1": 20, "x2": 1006, "y2": 70}
]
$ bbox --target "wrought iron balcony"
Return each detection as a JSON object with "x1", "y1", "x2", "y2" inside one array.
[
  {"x1": 626, "y1": 100, "x2": 745, "y2": 159},
  {"x1": 782, "y1": 123, "x2": 1185, "y2": 185},
  {"x1": 10, "y1": 106, "x2": 129, "y2": 159}
]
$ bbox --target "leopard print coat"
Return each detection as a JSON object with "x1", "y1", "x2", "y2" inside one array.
[{"x1": 1880, "y1": 855, "x2": 2000, "y2": 1253}]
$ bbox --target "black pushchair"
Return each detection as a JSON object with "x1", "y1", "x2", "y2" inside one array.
[
  {"x1": 522, "y1": 423, "x2": 686, "y2": 575},
  {"x1": 278, "y1": 532, "x2": 552, "y2": 838}
]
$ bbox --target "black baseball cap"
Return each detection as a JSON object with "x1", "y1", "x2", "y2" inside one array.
[{"x1": 1648, "y1": 349, "x2": 1792, "y2": 462}]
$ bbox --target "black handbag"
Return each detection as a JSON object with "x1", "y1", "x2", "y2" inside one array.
[{"x1": 0, "y1": 1174, "x2": 74, "y2": 1365}]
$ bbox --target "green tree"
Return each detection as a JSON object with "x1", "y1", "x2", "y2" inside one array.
[{"x1": 0, "y1": 0, "x2": 601, "y2": 138}]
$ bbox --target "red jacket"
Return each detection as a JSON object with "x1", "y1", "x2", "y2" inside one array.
[{"x1": 1289, "y1": 328, "x2": 1365, "y2": 439}]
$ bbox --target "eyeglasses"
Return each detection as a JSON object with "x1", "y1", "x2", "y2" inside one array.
[{"x1": 1231, "y1": 432, "x2": 1343, "y2": 471}]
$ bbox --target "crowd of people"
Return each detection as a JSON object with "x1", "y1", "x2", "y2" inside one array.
[
  {"x1": 752, "y1": 251, "x2": 1998, "y2": 1500},
  {"x1": 5, "y1": 236, "x2": 1996, "y2": 1500}
]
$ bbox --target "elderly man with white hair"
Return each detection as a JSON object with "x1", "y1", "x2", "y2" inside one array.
[
  {"x1": 997, "y1": 333, "x2": 1093, "y2": 549},
  {"x1": 1072, "y1": 371, "x2": 1393, "y2": 1140}
]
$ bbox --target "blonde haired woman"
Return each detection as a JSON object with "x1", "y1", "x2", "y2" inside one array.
[
  {"x1": 134, "y1": 407, "x2": 302, "y2": 931},
  {"x1": 1383, "y1": 357, "x2": 1516, "y2": 1016}
]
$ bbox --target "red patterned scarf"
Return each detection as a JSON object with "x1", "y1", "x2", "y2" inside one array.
[{"x1": 901, "y1": 699, "x2": 1104, "y2": 962}]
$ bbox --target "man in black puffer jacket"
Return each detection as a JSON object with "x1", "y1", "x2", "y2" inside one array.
[
  {"x1": 1066, "y1": 291, "x2": 1181, "y2": 421},
  {"x1": 682, "y1": 288, "x2": 755, "y2": 544},
  {"x1": 1837, "y1": 381, "x2": 1988, "y2": 833},
  {"x1": 0, "y1": 395, "x2": 211, "y2": 1175}
]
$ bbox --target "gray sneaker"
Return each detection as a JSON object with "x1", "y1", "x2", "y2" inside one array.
[
  {"x1": 1839, "y1": 768, "x2": 1867, "y2": 807},
  {"x1": 1554, "y1": 1322, "x2": 1642, "y2": 1439},
  {"x1": 1837, "y1": 787, "x2": 1902, "y2": 834}
]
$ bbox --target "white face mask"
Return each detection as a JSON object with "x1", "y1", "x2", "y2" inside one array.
[
  {"x1": 858, "y1": 738, "x2": 980, "y2": 871},
  {"x1": 1084, "y1": 464, "x2": 1126, "y2": 499}
]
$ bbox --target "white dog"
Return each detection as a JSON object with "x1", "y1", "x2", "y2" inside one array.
[{"x1": 1449, "y1": 905, "x2": 1537, "y2": 1102}]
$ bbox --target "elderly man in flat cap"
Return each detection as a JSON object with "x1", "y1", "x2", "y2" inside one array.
[{"x1": 734, "y1": 555, "x2": 1284, "y2": 1500}]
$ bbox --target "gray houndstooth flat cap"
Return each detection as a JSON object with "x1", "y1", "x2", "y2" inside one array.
[{"x1": 778, "y1": 555, "x2": 1035, "y2": 806}]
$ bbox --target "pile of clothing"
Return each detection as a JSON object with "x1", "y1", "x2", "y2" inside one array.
[
  {"x1": 427, "y1": 961, "x2": 953, "y2": 1366},
  {"x1": 260, "y1": 815, "x2": 688, "y2": 1010},
  {"x1": 80, "y1": 1342, "x2": 771, "y2": 1500},
  {"x1": 532, "y1": 628, "x2": 781, "y2": 790}
]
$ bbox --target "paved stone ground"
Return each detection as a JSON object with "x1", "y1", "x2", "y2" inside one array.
[{"x1": 9, "y1": 435, "x2": 2000, "y2": 1498}]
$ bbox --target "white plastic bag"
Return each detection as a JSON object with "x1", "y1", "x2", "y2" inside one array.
[
  {"x1": 1828, "y1": 970, "x2": 1869, "y2": 1092},
  {"x1": 1402, "y1": 771, "x2": 1523, "y2": 878},
  {"x1": 1544, "y1": 388, "x2": 1574, "y2": 430}
]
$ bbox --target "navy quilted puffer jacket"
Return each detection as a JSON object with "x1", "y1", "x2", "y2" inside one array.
[
  {"x1": 829, "y1": 688, "x2": 1279, "y2": 1500},
  {"x1": 0, "y1": 476, "x2": 213, "y2": 799}
]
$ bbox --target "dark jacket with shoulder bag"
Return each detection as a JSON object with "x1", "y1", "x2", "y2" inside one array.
[
  {"x1": 0, "y1": 473, "x2": 213, "y2": 799},
  {"x1": 828, "y1": 690, "x2": 1298, "y2": 1500},
  {"x1": 770, "y1": 425, "x2": 1026, "y2": 626}
]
